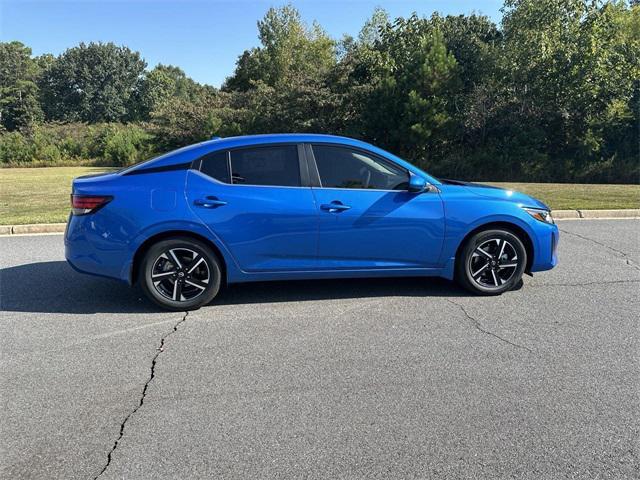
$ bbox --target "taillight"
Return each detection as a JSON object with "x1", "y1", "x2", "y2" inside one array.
[{"x1": 70, "y1": 195, "x2": 112, "y2": 215}]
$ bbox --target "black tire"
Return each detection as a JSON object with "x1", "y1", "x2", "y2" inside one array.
[
  {"x1": 455, "y1": 229, "x2": 527, "y2": 295},
  {"x1": 139, "y1": 237, "x2": 221, "y2": 311}
]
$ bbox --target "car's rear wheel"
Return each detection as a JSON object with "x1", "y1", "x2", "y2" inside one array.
[
  {"x1": 139, "y1": 237, "x2": 221, "y2": 311},
  {"x1": 456, "y1": 229, "x2": 527, "y2": 295}
]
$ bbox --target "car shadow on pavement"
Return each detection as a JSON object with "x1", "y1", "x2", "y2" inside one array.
[
  {"x1": 0, "y1": 261, "x2": 470, "y2": 314},
  {"x1": 214, "y1": 276, "x2": 468, "y2": 307},
  {"x1": 0, "y1": 261, "x2": 154, "y2": 315}
]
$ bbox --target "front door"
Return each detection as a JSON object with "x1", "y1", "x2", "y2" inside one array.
[
  {"x1": 309, "y1": 144, "x2": 445, "y2": 270},
  {"x1": 187, "y1": 144, "x2": 318, "y2": 272}
]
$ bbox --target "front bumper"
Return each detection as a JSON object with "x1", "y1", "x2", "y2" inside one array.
[{"x1": 530, "y1": 223, "x2": 559, "y2": 272}]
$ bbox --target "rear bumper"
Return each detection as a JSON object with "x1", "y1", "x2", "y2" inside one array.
[{"x1": 64, "y1": 213, "x2": 132, "y2": 284}]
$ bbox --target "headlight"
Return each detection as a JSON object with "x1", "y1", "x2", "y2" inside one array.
[{"x1": 523, "y1": 207, "x2": 554, "y2": 224}]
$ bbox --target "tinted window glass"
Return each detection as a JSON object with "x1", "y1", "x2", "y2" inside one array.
[
  {"x1": 200, "y1": 150, "x2": 231, "y2": 183},
  {"x1": 230, "y1": 146, "x2": 300, "y2": 187},
  {"x1": 312, "y1": 145, "x2": 408, "y2": 190}
]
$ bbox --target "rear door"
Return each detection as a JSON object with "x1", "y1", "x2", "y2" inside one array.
[
  {"x1": 186, "y1": 144, "x2": 318, "y2": 272},
  {"x1": 308, "y1": 144, "x2": 445, "y2": 269}
]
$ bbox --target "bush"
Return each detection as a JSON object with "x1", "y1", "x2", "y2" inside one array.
[
  {"x1": 0, "y1": 122, "x2": 157, "y2": 167},
  {"x1": 0, "y1": 131, "x2": 35, "y2": 165},
  {"x1": 35, "y1": 122, "x2": 91, "y2": 160},
  {"x1": 89, "y1": 123, "x2": 155, "y2": 166}
]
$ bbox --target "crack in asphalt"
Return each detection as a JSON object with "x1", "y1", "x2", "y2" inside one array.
[
  {"x1": 87, "y1": 226, "x2": 633, "y2": 477},
  {"x1": 559, "y1": 228, "x2": 640, "y2": 271},
  {"x1": 446, "y1": 299, "x2": 534, "y2": 353},
  {"x1": 93, "y1": 311, "x2": 189, "y2": 479}
]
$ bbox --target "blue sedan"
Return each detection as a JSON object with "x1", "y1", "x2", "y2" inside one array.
[{"x1": 65, "y1": 134, "x2": 558, "y2": 310}]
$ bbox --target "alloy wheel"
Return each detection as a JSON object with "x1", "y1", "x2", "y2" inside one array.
[
  {"x1": 151, "y1": 247, "x2": 210, "y2": 302},
  {"x1": 468, "y1": 238, "x2": 520, "y2": 289}
]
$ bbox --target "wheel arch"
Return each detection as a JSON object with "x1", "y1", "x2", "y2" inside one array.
[
  {"x1": 455, "y1": 221, "x2": 534, "y2": 274},
  {"x1": 131, "y1": 230, "x2": 228, "y2": 286}
]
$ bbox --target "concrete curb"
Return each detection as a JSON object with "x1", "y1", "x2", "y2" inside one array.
[
  {"x1": 4, "y1": 223, "x2": 67, "y2": 235},
  {"x1": 551, "y1": 210, "x2": 580, "y2": 219},
  {"x1": 1, "y1": 209, "x2": 638, "y2": 235},
  {"x1": 578, "y1": 208, "x2": 640, "y2": 219}
]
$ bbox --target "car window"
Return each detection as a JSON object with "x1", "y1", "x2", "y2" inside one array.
[
  {"x1": 230, "y1": 145, "x2": 300, "y2": 187},
  {"x1": 199, "y1": 150, "x2": 231, "y2": 183},
  {"x1": 312, "y1": 145, "x2": 409, "y2": 190}
]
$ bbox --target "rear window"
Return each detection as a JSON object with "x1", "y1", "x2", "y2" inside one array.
[
  {"x1": 230, "y1": 145, "x2": 300, "y2": 187},
  {"x1": 199, "y1": 150, "x2": 231, "y2": 183}
]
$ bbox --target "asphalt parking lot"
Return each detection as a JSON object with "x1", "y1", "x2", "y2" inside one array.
[{"x1": 1, "y1": 219, "x2": 638, "y2": 479}]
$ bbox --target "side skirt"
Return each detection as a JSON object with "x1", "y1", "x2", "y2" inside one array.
[{"x1": 227, "y1": 267, "x2": 445, "y2": 284}]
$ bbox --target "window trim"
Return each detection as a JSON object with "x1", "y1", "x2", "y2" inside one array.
[
  {"x1": 194, "y1": 150, "x2": 231, "y2": 184},
  {"x1": 196, "y1": 143, "x2": 310, "y2": 189},
  {"x1": 307, "y1": 143, "x2": 411, "y2": 192},
  {"x1": 304, "y1": 143, "x2": 321, "y2": 187}
]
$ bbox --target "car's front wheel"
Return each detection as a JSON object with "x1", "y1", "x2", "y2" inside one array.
[
  {"x1": 139, "y1": 237, "x2": 221, "y2": 311},
  {"x1": 456, "y1": 229, "x2": 527, "y2": 295}
]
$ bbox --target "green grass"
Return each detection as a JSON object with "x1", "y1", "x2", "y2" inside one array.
[
  {"x1": 487, "y1": 182, "x2": 640, "y2": 210},
  {"x1": 1, "y1": 167, "x2": 638, "y2": 225},
  {"x1": 0, "y1": 166, "x2": 117, "y2": 225}
]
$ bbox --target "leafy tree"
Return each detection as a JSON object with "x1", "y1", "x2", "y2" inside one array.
[
  {"x1": 434, "y1": 14, "x2": 501, "y2": 92},
  {"x1": 498, "y1": 0, "x2": 639, "y2": 181},
  {"x1": 221, "y1": 5, "x2": 339, "y2": 138},
  {"x1": 357, "y1": 7, "x2": 390, "y2": 46},
  {"x1": 355, "y1": 15, "x2": 459, "y2": 168},
  {"x1": 222, "y1": 49, "x2": 264, "y2": 92},
  {"x1": 39, "y1": 42, "x2": 146, "y2": 122},
  {"x1": 150, "y1": 89, "x2": 248, "y2": 149},
  {"x1": 0, "y1": 41, "x2": 43, "y2": 131},
  {"x1": 322, "y1": 10, "x2": 392, "y2": 138},
  {"x1": 130, "y1": 66, "x2": 175, "y2": 120},
  {"x1": 130, "y1": 64, "x2": 202, "y2": 120},
  {"x1": 224, "y1": 5, "x2": 336, "y2": 90}
]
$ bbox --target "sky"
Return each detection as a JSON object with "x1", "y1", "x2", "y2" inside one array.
[{"x1": 1, "y1": 0, "x2": 503, "y2": 87}]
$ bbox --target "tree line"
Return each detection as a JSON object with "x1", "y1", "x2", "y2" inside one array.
[{"x1": 1, "y1": 0, "x2": 638, "y2": 183}]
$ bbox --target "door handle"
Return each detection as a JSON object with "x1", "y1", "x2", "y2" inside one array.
[
  {"x1": 194, "y1": 197, "x2": 227, "y2": 208},
  {"x1": 321, "y1": 202, "x2": 351, "y2": 213}
]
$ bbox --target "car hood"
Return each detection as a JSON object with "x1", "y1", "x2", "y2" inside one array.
[{"x1": 441, "y1": 179, "x2": 550, "y2": 210}]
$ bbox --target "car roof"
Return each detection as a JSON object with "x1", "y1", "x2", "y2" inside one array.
[
  {"x1": 123, "y1": 133, "x2": 439, "y2": 184},
  {"x1": 199, "y1": 133, "x2": 376, "y2": 150},
  {"x1": 127, "y1": 134, "x2": 379, "y2": 172}
]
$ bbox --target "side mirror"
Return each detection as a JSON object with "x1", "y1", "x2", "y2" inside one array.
[{"x1": 408, "y1": 175, "x2": 428, "y2": 193}]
